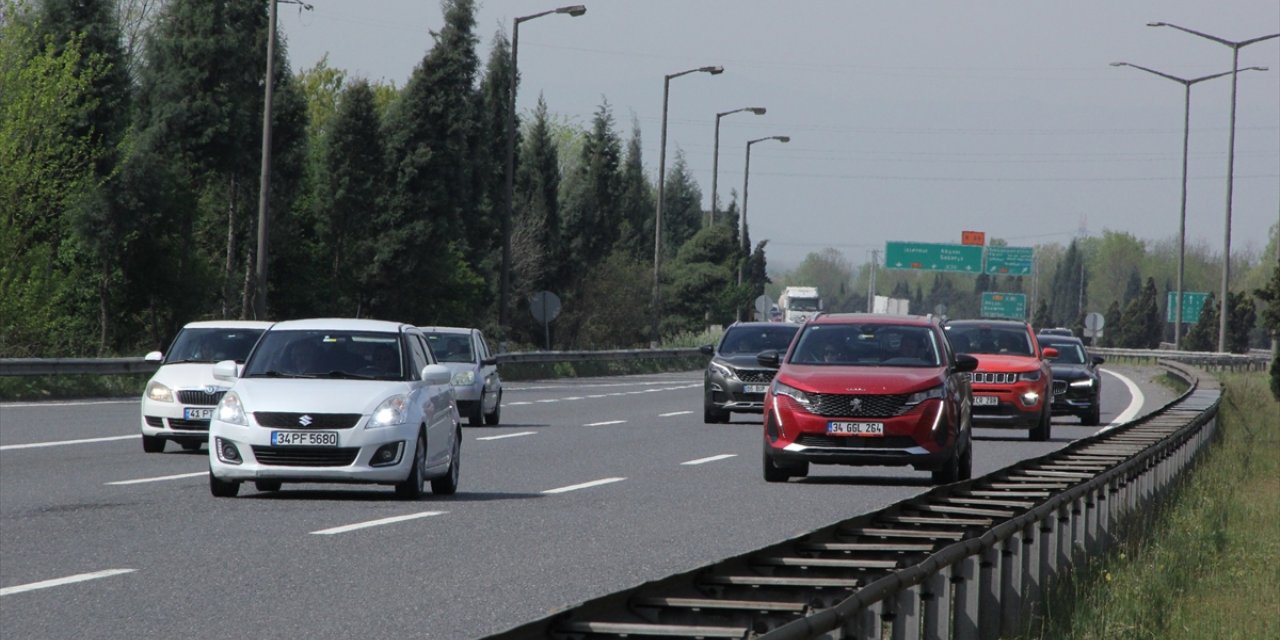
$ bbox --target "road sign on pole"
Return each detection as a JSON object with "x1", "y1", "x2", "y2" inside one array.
[
  {"x1": 984, "y1": 247, "x2": 1034, "y2": 275},
  {"x1": 980, "y1": 292, "x2": 1027, "y2": 319},
  {"x1": 885, "y1": 242, "x2": 983, "y2": 273},
  {"x1": 1166, "y1": 291, "x2": 1210, "y2": 324}
]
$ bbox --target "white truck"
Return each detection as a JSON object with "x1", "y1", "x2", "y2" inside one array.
[{"x1": 777, "y1": 286, "x2": 823, "y2": 323}]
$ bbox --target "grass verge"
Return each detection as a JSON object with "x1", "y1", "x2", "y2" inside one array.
[{"x1": 1026, "y1": 372, "x2": 1280, "y2": 640}]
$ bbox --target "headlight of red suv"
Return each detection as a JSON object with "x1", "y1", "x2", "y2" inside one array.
[
  {"x1": 904, "y1": 385, "x2": 945, "y2": 407},
  {"x1": 772, "y1": 380, "x2": 815, "y2": 412}
]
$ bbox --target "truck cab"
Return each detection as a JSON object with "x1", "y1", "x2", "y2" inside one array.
[{"x1": 778, "y1": 286, "x2": 822, "y2": 323}]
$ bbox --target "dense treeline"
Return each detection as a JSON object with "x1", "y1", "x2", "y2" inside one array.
[{"x1": 0, "y1": 0, "x2": 759, "y2": 357}]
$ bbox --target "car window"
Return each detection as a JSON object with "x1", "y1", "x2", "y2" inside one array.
[
  {"x1": 165, "y1": 327, "x2": 265, "y2": 364},
  {"x1": 1046, "y1": 342, "x2": 1086, "y2": 364},
  {"x1": 476, "y1": 332, "x2": 490, "y2": 359},
  {"x1": 407, "y1": 334, "x2": 430, "y2": 379},
  {"x1": 717, "y1": 325, "x2": 799, "y2": 356},
  {"x1": 242, "y1": 330, "x2": 403, "y2": 379},
  {"x1": 423, "y1": 332, "x2": 475, "y2": 363},
  {"x1": 946, "y1": 325, "x2": 1034, "y2": 356},
  {"x1": 790, "y1": 324, "x2": 940, "y2": 367}
]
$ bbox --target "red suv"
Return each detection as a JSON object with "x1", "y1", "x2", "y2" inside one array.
[
  {"x1": 759, "y1": 314, "x2": 979, "y2": 484},
  {"x1": 942, "y1": 319, "x2": 1058, "y2": 441}
]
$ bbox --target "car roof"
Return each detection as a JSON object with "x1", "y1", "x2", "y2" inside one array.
[
  {"x1": 1037, "y1": 334, "x2": 1085, "y2": 346},
  {"x1": 418, "y1": 326, "x2": 475, "y2": 335},
  {"x1": 181, "y1": 320, "x2": 273, "y2": 329},
  {"x1": 727, "y1": 321, "x2": 796, "y2": 329},
  {"x1": 811, "y1": 313, "x2": 938, "y2": 327},
  {"x1": 945, "y1": 318, "x2": 1030, "y2": 328},
  {"x1": 267, "y1": 318, "x2": 409, "y2": 333}
]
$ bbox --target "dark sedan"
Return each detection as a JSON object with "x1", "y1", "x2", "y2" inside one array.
[{"x1": 1039, "y1": 334, "x2": 1104, "y2": 425}]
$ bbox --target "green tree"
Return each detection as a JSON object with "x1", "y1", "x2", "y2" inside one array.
[
  {"x1": 1032, "y1": 298, "x2": 1050, "y2": 331},
  {"x1": 1253, "y1": 258, "x2": 1280, "y2": 399},
  {"x1": 1048, "y1": 240, "x2": 1087, "y2": 326},
  {"x1": 560, "y1": 98, "x2": 622, "y2": 272},
  {"x1": 615, "y1": 118, "x2": 653, "y2": 261},
  {"x1": 1118, "y1": 277, "x2": 1160, "y2": 348},
  {"x1": 1101, "y1": 300, "x2": 1122, "y2": 348},
  {"x1": 513, "y1": 96, "x2": 561, "y2": 294},
  {"x1": 469, "y1": 30, "x2": 513, "y2": 282},
  {"x1": 664, "y1": 223, "x2": 739, "y2": 333},
  {"x1": 1225, "y1": 290, "x2": 1256, "y2": 354},
  {"x1": 1183, "y1": 293, "x2": 1219, "y2": 352},
  {"x1": 660, "y1": 149, "x2": 703, "y2": 261}
]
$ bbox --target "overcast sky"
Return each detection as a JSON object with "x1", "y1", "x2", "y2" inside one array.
[{"x1": 278, "y1": 1, "x2": 1280, "y2": 271}]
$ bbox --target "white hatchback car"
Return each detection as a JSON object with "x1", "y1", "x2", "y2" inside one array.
[
  {"x1": 207, "y1": 318, "x2": 460, "y2": 499},
  {"x1": 420, "y1": 326, "x2": 502, "y2": 426},
  {"x1": 140, "y1": 320, "x2": 272, "y2": 453}
]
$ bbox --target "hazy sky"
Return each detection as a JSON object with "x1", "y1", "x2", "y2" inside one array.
[{"x1": 278, "y1": 1, "x2": 1280, "y2": 271}]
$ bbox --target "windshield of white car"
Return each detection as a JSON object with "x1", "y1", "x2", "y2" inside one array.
[
  {"x1": 242, "y1": 330, "x2": 403, "y2": 380},
  {"x1": 718, "y1": 326, "x2": 799, "y2": 356},
  {"x1": 423, "y1": 332, "x2": 475, "y2": 363},
  {"x1": 789, "y1": 324, "x2": 941, "y2": 367},
  {"x1": 165, "y1": 328, "x2": 265, "y2": 364}
]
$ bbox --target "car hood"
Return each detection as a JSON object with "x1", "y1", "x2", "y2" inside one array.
[
  {"x1": 437, "y1": 361, "x2": 479, "y2": 374},
  {"x1": 1049, "y1": 363, "x2": 1094, "y2": 380},
  {"x1": 149, "y1": 363, "x2": 233, "y2": 392},
  {"x1": 230, "y1": 378, "x2": 414, "y2": 414},
  {"x1": 964, "y1": 353, "x2": 1043, "y2": 373},
  {"x1": 780, "y1": 365, "x2": 943, "y2": 395},
  {"x1": 715, "y1": 354, "x2": 774, "y2": 369}
]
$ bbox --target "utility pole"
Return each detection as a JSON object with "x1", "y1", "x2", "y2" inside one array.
[{"x1": 867, "y1": 250, "x2": 879, "y2": 312}]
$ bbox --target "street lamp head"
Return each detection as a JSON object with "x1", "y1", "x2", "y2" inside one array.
[
  {"x1": 749, "y1": 107, "x2": 767, "y2": 115},
  {"x1": 776, "y1": 136, "x2": 791, "y2": 143},
  {"x1": 703, "y1": 65, "x2": 725, "y2": 75},
  {"x1": 1109, "y1": 62, "x2": 1129, "y2": 67},
  {"x1": 1246, "y1": 66, "x2": 1269, "y2": 72},
  {"x1": 1147, "y1": 22, "x2": 1167, "y2": 27},
  {"x1": 558, "y1": 5, "x2": 587, "y2": 17}
]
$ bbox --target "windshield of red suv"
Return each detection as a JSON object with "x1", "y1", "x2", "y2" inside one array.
[
  {"x1": 790, "y1": 324, "x2": 940, "y2": 367},
  {"x1": 718, "y1": 325, "x2": 799, "y2": 356},
  {"x1": 945, "y1": 325, "x2": 1033, "y2": 356}
]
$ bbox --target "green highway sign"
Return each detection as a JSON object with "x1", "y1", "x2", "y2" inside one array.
[
  {"x1": 981, "y1": 292, "x2": 1027, "y2": 320},
  {"x1": 885, "y1": 242, "x2": 984, "y2": 273},
  {"x1": 1166, "y1": 291, "x2": 1210, "y2": 324},
  {"x1": 984, "y1": 246, "x2": 1034, "y2": 276}
]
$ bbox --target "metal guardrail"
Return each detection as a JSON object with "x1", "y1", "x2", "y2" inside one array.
[
  {"x1": 0, "y1": 349, "x2": 705, "y2": 377},
  {"x1": 482, "y1": 359, "x2": 1220, "y2": 639},
  {"x1": 1091, "y1": 346, "x2": 1268, "y2": 371}
]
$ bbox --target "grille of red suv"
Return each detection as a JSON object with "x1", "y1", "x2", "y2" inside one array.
[
  {"x1": 966, "y1": 371, "x2": 1018, "y2": 385},
  {"x1": 809, "y1": 393, "x2": 910, "y2": 417}
]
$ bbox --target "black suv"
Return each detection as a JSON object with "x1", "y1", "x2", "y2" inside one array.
[
  {"x1": 700, "y1": 322, "x2": 800, "y2": 423},
  {"x1": 1038, "y1": 334, "x2": 1104, "y2": 425}
]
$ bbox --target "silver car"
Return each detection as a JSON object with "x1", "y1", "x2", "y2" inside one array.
[{"x1": 420, "y1": 326, "x2": 502, "y2": 426}]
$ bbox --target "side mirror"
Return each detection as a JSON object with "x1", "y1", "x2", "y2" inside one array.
[
  {"x1": 1092, "y1": 355, "x2": 1106, "y2": 366},
  {"x1": 953, "y1": 353, "x2": 979, "y2": 373},
  {"x1": 144, "y1": 351, "x2": 163, "y2": 363},
  {"x1": 756, "y1": 350, "x2": 782, "y2": 368},
  {"x1": 422, "y1": 364, "x2": 452, "y2": 385},
  {"x1": 481, "y1": 357, "x2": 498, "y2": 366},
  {"x1": 1042, "y1": 347, "x2": 1059, "y2": 360},
  {"x1": 212, "y1": 360, "x2": 239, "y2": 381},
  {"x1": 698, "y1": 344, "x2": 714, "y2": 356}
]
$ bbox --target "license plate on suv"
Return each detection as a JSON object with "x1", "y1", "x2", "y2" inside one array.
[
  {"x1": 743, "y1": 384, "x2": 769, "y2": 394},
  {"x1": 271, "y1": 431, "x2": 339, "y2": 447},
  {"x1": 827, "y1": 421, "x2": 884, "y2": 436},
  {"x1": 184, "y1": 407, "x2": 215, "y2": 420},
  {"x1": 974, "y1": 395, "x2": 999, "y2": 407}
]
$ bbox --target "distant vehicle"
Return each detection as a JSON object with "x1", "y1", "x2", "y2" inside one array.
[
  {"x1": 758, "y1": 313, "x2": 978, "y2": 484},
  {"x1": 420, "y1": 326, "x2": 502, "y2": 426},
  {"x1": 699, "y1": 322, "x2": 800, "y2": 423},
  {"x1": 140, "y1": 320, "x2": 271, "y2": 453},
  {"x1": 1038, "y1": 334, "x2": 1105, "y2": 426},
  {"x1": 944, "y1": 319, "x2": 1058, "y2": 441},
  {"x1": 207, "y1": 318, "x2": 460, "y2": 499},
  {"x1": 1038, "y1": 327, "x2": 1074, "y2": 337},
  {"x1": 778, "y1": 286, "x2": 822, "y2": 323}
]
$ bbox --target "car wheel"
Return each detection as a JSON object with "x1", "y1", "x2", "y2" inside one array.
[
  {"x1": 142, "y1": 435, "x2": 166, "y2": 453},
  {"x1": 209, "y1": 470, "x2": 240, "y2": 498},
  {"x1": 932, "y1": 449, "x2": 961, "y2": 484},
  {"x1": 180, "y1": 441, "x2": 202, "y2": 452},
  {"x1": 483, "y1": 391, "x2": 501, "y2": 426},
  {"x1": 395, "y1": 431, "x2": 427, "y2": 500},
  {"x1": 467, "y1": 398, "x2": 484, "y2": 426},
  {"x1": 430, "y1": 427, "x2": 461, "y2": 496},
  {"x1": 704, "y1": 397, "x2": 730, "y2": 424},
  {"x1": 958, "y1": 440, "x2": 973, "y2": 481},
  {"x1": 1081, "y1": 400, "x2": 1101, "y2": 426},
  {"x1": 254, "y1": 480, "x2": 281, "y2": 493},
  {"x1": 1030, "y1": 406, "x2": 1052, "y2": 441},
  {"x1": 762, "y1": 444, "x2": 806, "y2": 482}
]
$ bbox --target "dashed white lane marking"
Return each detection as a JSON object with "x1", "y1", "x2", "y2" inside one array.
[
  {"x1": 1100, "y1": 369, "x2": 1145, "y2": 432},
  {"x1": 563, "y1": 397, "x2": 584, "y2": 401},
  {"x1": 584, "y1": 420, "x2": 626, "y2": 427},
  {"x1": 0, "y1": 434, "x2": 137, "y2": 451},
  {"x1": 310, "y1": 511, "x2": 447, "y2": 535},
  {"x1": 475, "y1": 431, "x2": 536, "y2": 441},
  {"x1": 536, "y1": 399, "x2": 560, "y2": 404},
  {"x1": 106, "y1": 471, "x2": 207, "y2": 486},
  {"x1": 1, "y1": 569, "x2": 135, "y2": 597},
  {"x1": 542, "y1": 477, "x2": 626, "y2": 494},
  {"x1": 2, "y1": 399, "x2": 136, "y2": 409},
  {"x1": 660, "y1": 411, "x2": 693, "y2": 417},
  {"x1": 507, "y1": 401, "x2": 532, "y2": 406},
  {"x1": 682, "y1": 454, "x2": 737, "y2": 466}
]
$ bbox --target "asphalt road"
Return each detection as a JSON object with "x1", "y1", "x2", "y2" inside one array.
[{"x1": 0, "y1": 365, "x2": 1175, "y2": 639}]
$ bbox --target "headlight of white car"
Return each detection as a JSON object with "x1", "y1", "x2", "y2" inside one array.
[
  {"x1": 451, "y1": 370, "x2": 476, "y2": 386},
  {"x1": 217, "y1": 391, "x2": 248, "y2": 426},
  {"x1": 145, "y1": 381, "x2": 174, "y2": 403},
  {"x1": 369, "y1": 395, "x2": 408, "y2": 428}
]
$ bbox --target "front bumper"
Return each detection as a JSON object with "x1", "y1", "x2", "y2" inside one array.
[
  {"x1": 141, "y1": 399, "x2": 215, "y2": 440},
  {"x1": 1051, "y1": 382, "x2": 1098, "y2": 414},
  {"x1": 969, "y1": 383, "x2": 1045, "y2": 428},
  {"x1": 764, "y1": 399, "x2": 955, "y2": 470},
  {"x1": 208, "y1": 419, "x2": 417, "y2": 484},
  {"x1": 706, "y1": 372, "x2": 775, "y2": 413}
]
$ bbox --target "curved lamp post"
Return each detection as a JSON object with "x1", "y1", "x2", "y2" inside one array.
[
  {"x1": 651, "y1": 65, "x2": 723, "y2": 344},
  {"x1": 711, "y1": 107, "x2": 766, "y2": 226},
  {"x1": 500, "y1": 4, "x2": 586, "y2": 332},
  {"x1": 1148, "y1": 22, "x2": 1279, "y2": 351},
  {"x1": 1109, "y1": 61, "x2": 1267, "y2": 348},
  {"x1": 737, "y1": 135, "x2": 790, "y2": 321}
]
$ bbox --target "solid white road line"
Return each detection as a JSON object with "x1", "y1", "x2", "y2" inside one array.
[
  {"x1": 1100, "y1": 369, "x2": 1145, "y2": 432},
  {"x1": 310, "y1": 511, "x2": 447, "y2": 535},
  {"x1": 542, "y1": 477, "x2": 626, "y2": 494},
  {"x1": 0, "y1": 569, "x2": 135, "y2": 597},
  {"x1": 682, "y1": 454, "x2": 737, "y2": 466},
  {"x1": 584, "y1": 420, "x2": 626, "y2": 426},
  {"x1": 0, "y1": 434, "x2": 138, "y2": 451},
  {"x1": 475, "y1": 431, "x2": 536, "y2": 441},
  {"x1": 106, "y1": 471, "x2": 207, "y2": 486},
  {"x1": 660, "y1": 411, "x2": 693, "y2": 417}
]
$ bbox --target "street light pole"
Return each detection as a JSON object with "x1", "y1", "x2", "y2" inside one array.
[
  {"x1": 501, "y1": 5, "x2": 586, "y2": 334},
  {"x1": 711, "y1": 107, "x2": 766, "y2": 226},
  {"x1": 652, "y1": 65, "x2": 723, "y2": 345},
  {"x1": 737, "y1": 135, "x2": 790, "y2": 321},
  {"x1": 1148, "y1": 22, "x2": 1280, "y2": 352},
  {"x1": 1109, "y1": 62, "x2": 1266, "y2": 349}
]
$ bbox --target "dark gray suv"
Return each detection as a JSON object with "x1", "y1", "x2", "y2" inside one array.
[{"x1": 700, "y1": 322, "x2": 800, "y2": 423}]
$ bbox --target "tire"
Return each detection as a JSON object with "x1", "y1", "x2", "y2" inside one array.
[
  {"x1": 932, "y1": 449, "x2": 960, "y2": 484},
  {"x1": 1081, "y1": 400, "x2": 1101, "y2": 426},
  {"x1": 430, "y1": 427, "x2": 461, "y2": 496},
  {"x1": 142, "y1": 435, "x2": 166, "y2": 453},
  {"x1": 467, "y1": 399, "x2": 483, "y2": 426},
  {"x1": 958, "y1": 440, "x2": 973, "y2": 481},
  {"x1": 254, "y1": 480, "x2": 281, "y2": 492},
  {"x1": 483, "y1": 392, "x2": 501, "y2": 426},
  {"x1": 209, "y1": 471, "x2": 240, "y2": 498},
  {"x1": 704, "y1": 397, "x2": 730, "y2": 424},
  {"x1": 1030, "y1": 407, "x2": 1052, "y2": 441},
  {"x1": 394, "y1": 431, "x2": 427, "y2": 500},
  {"x1": 180, "y1": 441, "x2": 202, "y2": 452},
  {"x1": 763, "y1": 444, "x2": 807, "y2": 482}
]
